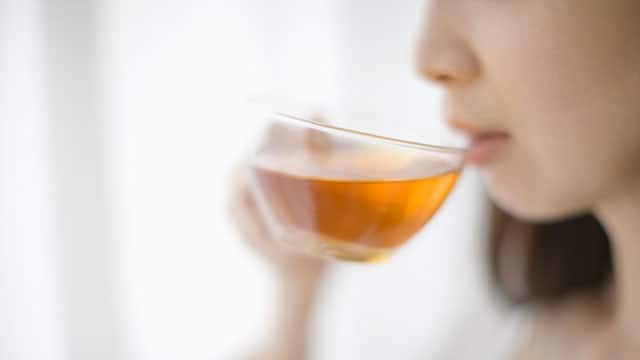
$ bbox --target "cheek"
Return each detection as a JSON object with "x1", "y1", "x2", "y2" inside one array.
[
  {"x1": 483, "y1": 86, "x2": 640, "y2": 221},
  {"x1": 469, "y1": 0, "x2": 640, "y2": 220},
  {"x1": 477, "y1": 65, "x2": 605, "y2": 219}
]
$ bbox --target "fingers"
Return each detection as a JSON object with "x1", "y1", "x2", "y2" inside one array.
[
  {"x1": 304, "y1": 128, "x2": 331, "y2": 157},
  {"x1": 259, "y1": 114, "x2": 333, "y2": 159},
  {"x1": 228, "y1": 112, "x2": 336, "y2": 268},
  {"x1": 259, "y1": 123, "x2": 301, "y2": 152},
  {"x1": 227, "y1": 165, "x2": 273, "y2": 254}
]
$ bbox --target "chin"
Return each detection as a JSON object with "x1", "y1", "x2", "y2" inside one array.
[
  {"x1": 481, "y1": 169, "x2": 588, "y2": 223},
  {"x1": 489, "y1": 190, "x2": 577, "y2": 223}
]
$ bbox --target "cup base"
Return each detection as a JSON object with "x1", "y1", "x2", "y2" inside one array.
[{"x1": 277, "y1": 229, "x2": 395, "y2": 263}]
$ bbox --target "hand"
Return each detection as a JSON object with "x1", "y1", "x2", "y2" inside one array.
[
  {"x1": 228, "y1": 115, "x2": 331, "y2": 275},
  {"x1": 227, "y1": 116, "x2": 332, "y2": 360},
  {"x1": 228, "y1": 165, "x2": 327, "y2": 276},
  {"x1": 229, "y1": 165, "x2": 326, "y2": 360}
]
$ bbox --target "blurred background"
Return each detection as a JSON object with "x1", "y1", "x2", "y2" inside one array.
[{"x1": 1, "y1": 0, "x2": 506, "y2": 359}]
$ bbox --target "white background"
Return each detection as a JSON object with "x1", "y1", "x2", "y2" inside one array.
[{"x1": 0, "y1": 1, "x2": 504, "y2": 359}]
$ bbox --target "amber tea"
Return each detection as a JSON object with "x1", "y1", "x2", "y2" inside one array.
[{"x1": 251, "y1": 149, "x2": 459, "y2": 262}]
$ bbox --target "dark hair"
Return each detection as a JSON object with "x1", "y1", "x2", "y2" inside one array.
[{"x1": 489, "y1": 207, "x2": 613, "y2": 304}]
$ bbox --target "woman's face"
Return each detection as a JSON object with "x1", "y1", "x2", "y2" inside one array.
[{"x1": 416, "y1": 0, "x2": 640, "y2": 221}]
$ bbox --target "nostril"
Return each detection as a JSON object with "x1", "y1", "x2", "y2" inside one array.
[
  {"x1": 421, "y1": 68, "x2": 454, "y2": 84},
  {"x1": 433, "y1": 73, "x2": 453, "y2": 83}
]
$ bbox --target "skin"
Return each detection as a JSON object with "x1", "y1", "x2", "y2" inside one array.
[
  {"x1": 417, "y1": 0, "x2": 640, "y2": 221},
  {"x1": 229, "y1": 149, "x2": 327, "y2": 360},
  {"x1": 417, "y1": 0, "x2": 640, "y2": 358},
  {"x1": 232, "y1": 1, "x2": 640, "y2": 358}
]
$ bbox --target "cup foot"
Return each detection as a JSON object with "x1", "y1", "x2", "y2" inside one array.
[{"x1": 277, "y1": 229, "x2": 395, "y2": 263}]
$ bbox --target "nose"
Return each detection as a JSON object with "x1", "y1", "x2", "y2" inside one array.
[{"x1": 415, "y1": 2, "x2": 480, "y2": 87}]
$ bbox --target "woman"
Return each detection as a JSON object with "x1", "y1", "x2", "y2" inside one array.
[{"x1": 230, "y1": 0, "x2": 640, "y2": 358}]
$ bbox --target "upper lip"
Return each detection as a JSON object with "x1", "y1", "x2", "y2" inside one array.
[{"x1": 447, "y1": 119, "x2": 510, "y2": 140}]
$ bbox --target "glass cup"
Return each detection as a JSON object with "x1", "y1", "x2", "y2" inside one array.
[{"x1": 248, "y1": 112, "x2": 466, "y2": 263}]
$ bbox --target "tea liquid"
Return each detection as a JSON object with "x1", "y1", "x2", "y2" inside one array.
[{"x1": 252, "y1": 151, "x2": 458, "y2": 262}]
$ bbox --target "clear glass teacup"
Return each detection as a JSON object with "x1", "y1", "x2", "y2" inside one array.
[{"x1": 248, "y1": 112, "x2": 466, "y2": 262}]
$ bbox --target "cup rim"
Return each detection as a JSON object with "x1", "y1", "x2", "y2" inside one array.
[{"x1": 270, "y1": 112, "x2": 468, "y2": 156}]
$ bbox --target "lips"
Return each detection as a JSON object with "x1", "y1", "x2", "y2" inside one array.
[
  {"x1": 467, "y1": 133, "x2": 510, "y2": 165},
  {"x1": 448, "y1": 119, "x2": 510, "y2": 166}
]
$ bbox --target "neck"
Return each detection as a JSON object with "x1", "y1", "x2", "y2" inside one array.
[{"x1": 595, "y1": 181, "x2": 640, "y2": 336}]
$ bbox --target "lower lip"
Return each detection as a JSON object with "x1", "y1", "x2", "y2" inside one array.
[{"x1": 466, "y1": 134, "x2": 510, "y2": 165}]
